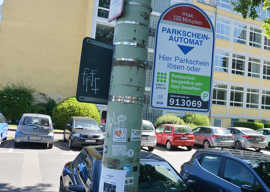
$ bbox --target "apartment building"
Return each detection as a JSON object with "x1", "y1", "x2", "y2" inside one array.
[{"x1": 94, "y1": 0, "x2": 270, "y2": 127}]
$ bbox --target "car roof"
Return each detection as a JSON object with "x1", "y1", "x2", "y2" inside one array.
[
  {"x1": 197, "y1": 126, "x2": 224, "y2": 129},
  {"x1": 22, "y1": 113, "x2": 51, "y2": 118},
  {"x1": 162, "y1": 124, "x2": 190, "y2": 128},
  {"x1": 262, "y1": 128, "x2": 270, "y2": 130},
  {"x1": 230, "y1": 127, "x2": 252, "y2": 130},
  {"x1": 84, "y1": 145, "x2": 166, "y2": 162},
  {"x1": 72, "y1": 116, "x2": 95, "y2": 120},
  {"x1": 196, "y1": 148, "x2": 270, "y2": 164}
]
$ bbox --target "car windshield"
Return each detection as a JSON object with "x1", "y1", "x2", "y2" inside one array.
[
  {"x1": 241, "y1": 129, "x2": 259, "y2": 135},
  {"x1": 139, "y1": 161, "x2": 188, "y2": 192},
  {"x1": 214, "y1": 128, "x2": 231, "y2": 134},
  {"x1": 251, "y1": 161, "x2": 270, "y2": 188},
  {"x1": 74, "y1": 119, "x2": 100, "y2": 130},
  {"x1": 23, "y1": 116, "x2": 50, "y2": 127},
  {"x1": 174, "y1": 126, "x2": 192, "y2": 134},
  {"x1": 142, "y1": 122, "x2": 154, "y2": 131}
]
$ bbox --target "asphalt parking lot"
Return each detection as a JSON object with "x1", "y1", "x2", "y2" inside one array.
[{"x1": 1, "y1": 131, "x2": 269, "y2": 192}]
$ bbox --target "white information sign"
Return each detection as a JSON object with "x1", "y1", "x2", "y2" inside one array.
[
  {"x1": 151, "y1": 3, "x2": 215, "y2": 112},
  {"x1": 108, "y1": 0, "x2": 124, "y2": 22},
  {"x1": 99, "y1": 166, "x2": 127, "y2": 192}
]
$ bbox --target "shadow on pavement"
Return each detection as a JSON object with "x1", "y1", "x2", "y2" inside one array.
[
  {"x1": 53, "y1": 140, "x2": 81, "y2": 152},
  {"x1": 155, "y1": 145, "x2": 194, "y2": 152},
  {"x1": 0, "y1": 139, "x2": 50, "y2": 150},
  {"x1": 0, "y1": 183, "x2": 53, "y2": 192}
]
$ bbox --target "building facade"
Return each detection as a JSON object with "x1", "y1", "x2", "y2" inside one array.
[
  {"x1": 0, "y1": 0, "x2": 96, "y2": 101},
  {"x1": 94, "y1": 0, "x2": 270, "y2": 127}
]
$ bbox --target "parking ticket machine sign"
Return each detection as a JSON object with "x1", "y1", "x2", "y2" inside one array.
[{"x1": 151, "y1": 3, "x2": 215, "y2": 112}]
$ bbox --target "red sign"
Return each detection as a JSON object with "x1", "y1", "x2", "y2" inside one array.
[{"x1": 163, "y1": 6, "x2": 211, "y2": 29}]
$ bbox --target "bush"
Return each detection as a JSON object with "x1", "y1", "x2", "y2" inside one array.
[
  {"x1": 31, "y1": 97, "x2": 57, "y2": 116},
  {"x1": 183, "y1": 113, "x2": 210, "y2": 126},
  {"x1": 0, "y1": 84, "x2": 34, "y2": 122},
  {"x1": 52, "y1": 97, "x2": 101, "y2": 130},
  {"x1": 154, "y1": 113, "x2": 185, "y2": 128},
  {"x1": 233, "y1": 122, "x2": 264, "y2": 130},
  {"x1": 264, "y1": 123, "x2": 270, "y2": 128}
]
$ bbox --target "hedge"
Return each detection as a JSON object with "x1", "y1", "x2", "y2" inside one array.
[
  {"x1": 233, "y1": 122, "x2": 264, "y2": 130},
  {"x1": 154, "y1": 113, "x2": 185, "y2": 127},
  {"x1": 0, "y1": 84, "x2": 34, "y2": 122},
  {"x1": 183, "y1": 113, "x2": 210, "y2": 126},
  {"x1": 52, "y1": 97, "x2": 101, "y2": 130}
]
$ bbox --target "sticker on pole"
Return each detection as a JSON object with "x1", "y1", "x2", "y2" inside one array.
[{"x1": 151, "y1": 3, "x2": 215, "y2": 112}]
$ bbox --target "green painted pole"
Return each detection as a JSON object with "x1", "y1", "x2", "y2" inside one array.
[{"x1": 100, "y1": 0, "x2": 151, "y2": 191}]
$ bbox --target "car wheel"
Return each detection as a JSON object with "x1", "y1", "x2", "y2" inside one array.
[
  {"x1": 255, "y1": 148, "x2": 261, "y2": 152},
  {"x1": 235, "y1": 141, "x2": 242, "y2": 149},
  {"x1": 68, "y1": 139, "x2": 73, "y2": 150},
  {"x1": 63, "y1": 130, "x2": 66, "y2": 142},
  {"x1": 48, "y1": 143, "x2": 53, "y2": 149},
  {"x1": 166, "y1": 141, "x2": 173, "y2": 150},
  {"x1": 268, "y1": 142, "x2": 270, "y2": 149},
  {"x1": 148, "y1": 147, "x2": 154, "y2": 152},
  {"x1": 186, "y1": 146, "x2": 192, "y2": 151},
  {"x1": 59, "y1": 177, "x2": 64, "y2": 192},
  {"x1": 203, "y1": 140, "x2": 210, "y2": 149}
]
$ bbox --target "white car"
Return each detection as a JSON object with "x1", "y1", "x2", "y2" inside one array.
[{"x1": 141, "y1": 120, "x2": 156, "y2": 152}]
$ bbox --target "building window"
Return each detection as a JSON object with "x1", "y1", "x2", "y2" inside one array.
[
  {"x1": 264, "y1": 36, "x2": 270, "y2": 51},
  {"x1": 232, "y1": 54, "x2": 245, "y2": 76},
  {"x1": 95, "y1": 24, "x2": 114, "y2": 44},
  {"x1": 98, "y1": 0, "x2": 110, "y2": 19},
  {"x1": 262, "y1": 90, "x2": 270, "y2": 110},
  {"x1": 214, "y1": 118, "x2": 222, "y2": 127},
  {"x1": 263, "y1": 60, "x2": 270, "y2": 80},
  {"x1": 215, "y1": 0, "x2": 233, "y2": 11},
  {"x1": 233, "y1": 23, "x2": 247, "y2": 44},
  {"x1": 246, "y1": 88, "x2": 259, "y2": 109},
  {"x1": 230, "y1": 86, "x2": 244, "y2": 107},
  {"x1": 249, "y1": 27, "x2": 262, "y2": 48},
  {"x1": 216, "y1": 17, "x2": 231, "y2": 41},
  {"x1": 248, "y1": 58, "x2": 261, "y2": 78},
  {"x1": 215, "y1": 50, "x2": 229, "y2": 72},
  {"x1": 231, "y1": 118, "x2": 239, "y2": 127},
  {"x1": 212, "y1": 84, "x2": 227, "y2": 105}
]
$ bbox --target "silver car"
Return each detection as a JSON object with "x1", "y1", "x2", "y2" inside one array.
[
  {"x1": 228, "y1": 127, "x2": 267, "y2": 151},
  {"x1": 193, "y1": 126, "x2": 234, "y2": 148},
  {"x1": 141, "y1": 120, "x2": 156, "y2": 152},
  {"x1": 257, "y1": 128, "x2": 270, "y2": 149},
  {"x1": 14, "y1": 113, "x2": 54, "y2": 148}
]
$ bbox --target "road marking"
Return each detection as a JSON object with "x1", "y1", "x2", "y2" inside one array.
[
  {"x1": 8, "y1": 148, "x2": 13, "y2": 153},
  {"x1": 21, "y1": 151, "x2": 42, "y2": 187}
]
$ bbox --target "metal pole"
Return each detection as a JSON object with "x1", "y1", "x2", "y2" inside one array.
[{"x1": 100, "y1": 0, "x2": 151, "y2": 192}]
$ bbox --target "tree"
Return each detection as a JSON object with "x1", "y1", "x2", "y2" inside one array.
[{"x1": 233, "y1": 0, "x2": 270, "y2": 38}]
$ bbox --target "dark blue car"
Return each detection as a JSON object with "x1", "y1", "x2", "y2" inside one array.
[
  {"x1": 180, "y1": 148, "x2": 270, "y2": 192},
  {"x1": 59, "y1": 145, "x2": 190, "y2": 192},
  {"x1": 0, "y1": 113, "x2": 8, "y2": 144}
]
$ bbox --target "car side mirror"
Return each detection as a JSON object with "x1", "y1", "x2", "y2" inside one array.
[
  {"x1": 68, "y1": 185, "x2": 85, "y2": 192},
  {"x1": 241, "y1": 184, "x2": 255, "y2": 192}
]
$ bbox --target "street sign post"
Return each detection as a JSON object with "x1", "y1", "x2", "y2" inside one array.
[
  {"x1": 151, "y1": 3, "x2": 215, "y2": 113},
  {"x1": 108, "y1": 0, "x2": 124, "y2": 22},
  {"x1": 76, "y1": 37, "x2": 113, "y2": 104}
]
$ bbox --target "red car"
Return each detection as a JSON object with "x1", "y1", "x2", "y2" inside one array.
[{"x1": 155, "y1": 124, "x2": 194, "y2": 150}]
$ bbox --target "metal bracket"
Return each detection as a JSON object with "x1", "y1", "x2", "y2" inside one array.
[
  {"x1": 116, "y1": 20, "x2": 148, "y2": 28},
  {"x1": 113, "y1": 58, "x2": 147, "y2": 69},
  {"x1": 109, "y1": 95, "x2": 144, "y2": 105},
  {"x1": 128, "y1": 1, "x2": 152, "y2": 11},
  {"x1": 114, "y1": 41, "x2": 146, "y2": 48}
]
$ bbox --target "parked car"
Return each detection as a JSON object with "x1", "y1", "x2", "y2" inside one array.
[
  {"x1": 257, "y1": 128, "x2": 270, "y2": 149},
  {"x1": 0, "y1": 113, "x2": 8, "y2": 144},
  {"x1": 14, "y1": 113, "x2": 54, "y2": 148},
  {"x1": 155, "y1": 124, "x2": 194, "y2": 150},
  {"x1": 180, "y1": 148, "x2": 270, "y2": 192},
  {"x1": 193, "y1": 126, "x2": 234, "y2": 149},
  {"x1": 59, "y1": 145, "x2": 190, "y2": 192},
  {"x1": 63, "y1": 117, "x2": 104, "y2": 149},
  {"x1": 228, "y1": 127, "x2": 267, "y2": 151},
  {"x1": 141, "y1": 120, "x2": 156, "y2": 152}
]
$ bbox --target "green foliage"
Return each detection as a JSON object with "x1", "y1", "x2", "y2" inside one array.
[
  {"x1": 52, "y1": 97, "x2": 101, "y2": 130},
  {"x1": 154, "y1": 113, "x2": 185, "y2": 127},
  {"x1": 232, "y1": 0, "x2": 270, "y2": 38},
  {"x1": 264, "y1": 123, "x2": 270, "y2": 128},
  {"x1": 233, "y1": 121, "x2": 264, "y2": 130},
  {"x1": 0, "y1": 84, "x2": 34, "y2": 122},
  {"x1": 183, "y1": 113, "x2": 210, "y2": 126},
  {"x1": 31, "y1": 98, "x2": 56, "y2": 116}
]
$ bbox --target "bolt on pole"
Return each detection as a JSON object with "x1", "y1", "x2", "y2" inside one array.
[{"x1": 100, "y1": 0, "x2": 151, "y2": 192}]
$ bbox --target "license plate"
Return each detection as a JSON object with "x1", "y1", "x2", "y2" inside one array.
[
  {"x1": 86, "y1": 140, "x2": 96, "y2": 143},
  {"x1": 179, "y1": 137, "x2": 187, "y2": 140},
  {"x1": 30, "y1": 136, "x2": 40, "y2": 141}
]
